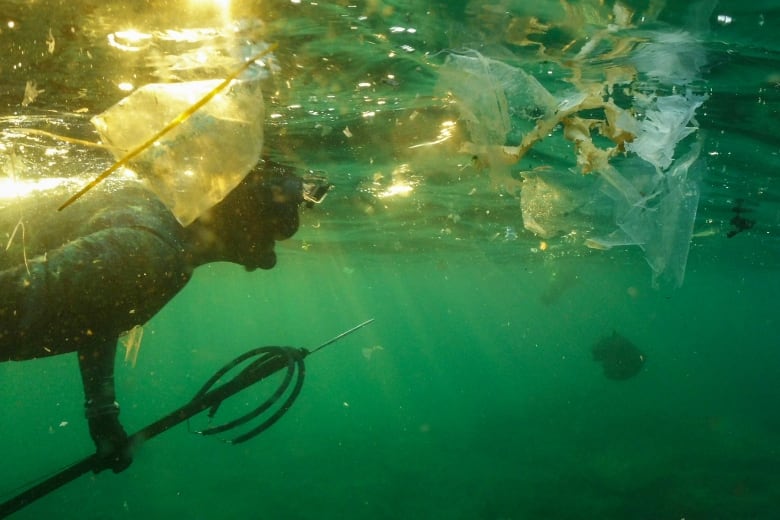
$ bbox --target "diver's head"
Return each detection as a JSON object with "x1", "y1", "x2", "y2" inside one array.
[{"x1": 189, "y1": 159, "x2": 327, "y2": 270}]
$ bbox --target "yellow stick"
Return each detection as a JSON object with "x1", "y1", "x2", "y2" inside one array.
[
  {"x1": 16, "y1": 128, "x2": 114, "y2": 150},
  {"x1": 58, "y1": 43, "x2": 278, "y2": 211}
]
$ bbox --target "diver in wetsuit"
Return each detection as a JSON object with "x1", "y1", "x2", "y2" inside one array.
[{"x1": 0, "y1": 160, "x2": 312, "y2": 473}]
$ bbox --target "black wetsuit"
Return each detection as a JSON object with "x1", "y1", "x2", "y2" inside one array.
[
  {"x1": 0, "y1": 180, "x2": 191, "y2": 471},
  {"x1": 0, "y1": 181, "x2": 191, "y2": 360},
  {"x1": 0, "y1": 164, "x2": 303, "y2": 471}
]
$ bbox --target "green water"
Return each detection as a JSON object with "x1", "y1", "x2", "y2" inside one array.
[{"x1": 2, "y1": 0, "x2": 780, "y2": 518}]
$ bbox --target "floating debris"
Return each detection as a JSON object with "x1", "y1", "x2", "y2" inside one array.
[
  {"x1": 592, "y1": 331, "x2": 645, "y2": 380},
  {"x1": 121, "y1": 325, "x2": 144, "y2": 368},
  {"x1": 727, "y1": 199, "x2": 756, "y2": 238},
  {"x1": 361, "y1": 345, "x2": 384, "y2": 360},
  {"x1": 21, "y1": 80, "x2": 44, "y2": 107}
]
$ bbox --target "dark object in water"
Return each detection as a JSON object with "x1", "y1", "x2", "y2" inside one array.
[
  {"x1": 727, "y1": 198, "x2": 756, "y2": 238},
  {"x1": 592, "y1": 331, "x2": 645, "y2": 380}
]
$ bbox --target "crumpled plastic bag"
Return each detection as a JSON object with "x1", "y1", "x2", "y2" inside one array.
[
  {"x1": 631, "y1": 30, "x2": 708, "y2": 86},
  {"x1": 626, "y1": 94, "x2": 705, "y2": 170},
  {"x1": 91, "y1": 77, "x2": 264, "y2": 226},
  {"x1": 520, "y1": 171, "x2": 600, "y2": 239},
  {"x1": 616, "y1": 140, "x2": 703, "y2": 288},
  {"x1": 437, "y1": 50, "x2": 557, "y2": 149}
]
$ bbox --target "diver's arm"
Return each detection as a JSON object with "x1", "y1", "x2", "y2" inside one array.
[
  {"x1": 0, "y1": 225, "x2": 190, "y2": 360},
  {"x1": 1, "y1": 224, "x2": 189, "y2": 469},
  {"x1": 78, "y1": 338, "x2": 132, "y2": 473}
]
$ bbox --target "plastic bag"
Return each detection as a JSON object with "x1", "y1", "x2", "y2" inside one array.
[
  {"x1": 91, "y1": 77, "x2": 264, "y2": 226},
  {"x1": 437, "y1": 50, "x2": 557, "y2": 148},
  {"x1": 625, "y1": 142, "x2": 702, "y2": 288},
  {"x1": 520, "y1": 171, "x2": 599, "y2": 239},
  {"x1": 631, "y1": 30, "x2": 708, "y2": 86},
  {"x1": 626, "y1": 94, "x2": 705, "y2": 170}
]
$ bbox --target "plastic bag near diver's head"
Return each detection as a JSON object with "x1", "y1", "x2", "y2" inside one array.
[{"x1": 91, "y1": 77, "x2": 265, "y2": 226}]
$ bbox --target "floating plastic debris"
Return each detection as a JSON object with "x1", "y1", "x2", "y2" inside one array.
[
  {"x1": 90, "y1": 77, "x2": 264, "y2": 226},
  {"x1": 59, "y1": 44, "x2": 276, "y2": 225},
  {"x1": 435, "y1": 21, "x2": 708, "y2": 289},
  {"x1": 121, "y1": 324, "x2": 144, "y2": 368}
]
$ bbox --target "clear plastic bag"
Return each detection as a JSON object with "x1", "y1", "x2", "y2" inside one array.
[
  {"x1": 438, "y1": 42, "x2": 707, "y2": 288},
  {"x1": 437, "y1": 50, "x2": 557, "y2": 148},
  {"x1": 91, "y1": 77, "x2": 265, "y2": 226}
]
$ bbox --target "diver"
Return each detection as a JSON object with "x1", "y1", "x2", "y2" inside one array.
[{"x1": 0, "y1": 159, "x2": 326, "y2": 474}]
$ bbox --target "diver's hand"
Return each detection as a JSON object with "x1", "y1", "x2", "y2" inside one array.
[{"x1": 87, "y1": 408, "x2": 133, "y2": 474}]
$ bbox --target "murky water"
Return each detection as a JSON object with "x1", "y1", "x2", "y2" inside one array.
[{"x1": 1, "y1": 1, "x2": 779, "y2": 518}]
